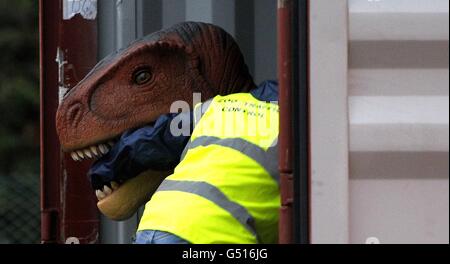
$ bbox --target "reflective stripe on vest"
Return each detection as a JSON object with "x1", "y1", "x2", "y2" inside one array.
[
  {"x1": 157, "y1": 179, "x2": 260, "y2": 241},
  {"x1": 180, "y1": 136, "x2": 279, "y2": 184}
]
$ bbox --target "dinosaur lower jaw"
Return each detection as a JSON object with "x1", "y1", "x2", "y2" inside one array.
[
  {"x1": 95, "y1": 181, "x2": 120, "y2": 201},
  {"x1": 96, "y1": 170, "x2": 168, "y2": 221},
  {"x1": 65, "y1": 134, "x2": 168, "y2": 221}
]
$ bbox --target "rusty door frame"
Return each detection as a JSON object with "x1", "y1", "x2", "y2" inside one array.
[
  {"x1": 278, "y1": 0, "x2": 310, "y2": 244},
  {"x1": 40, "y1": 0, "x2": 99, "y2": 244}
]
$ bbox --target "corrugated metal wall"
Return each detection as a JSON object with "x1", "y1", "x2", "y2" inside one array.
[
  {"x1": 310, "y1": 0, "x2": 449, "y2": 244},
  {"x1": 348, "y1": 0, "x2": 449, "y2": 244},
  {"x1": 97, "y1": 0, "x2": 277, "y2": 244}
]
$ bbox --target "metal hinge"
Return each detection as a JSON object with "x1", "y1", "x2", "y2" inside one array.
[{"x1": 280, "y1": 172, "x2": 294, "y2": 206}]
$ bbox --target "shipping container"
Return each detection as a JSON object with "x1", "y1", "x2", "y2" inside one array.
[{"x1": 40, "y1": 0, "x2": 449, "y2": 244}]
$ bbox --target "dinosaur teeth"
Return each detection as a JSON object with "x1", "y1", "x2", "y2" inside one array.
[
  {"x1": 70, "y1": 139, "x2": 116, "y2": 162},
  {"x1": 90, "y1": 146, "x2": 99, "y2": 156},
  {"x1": 110, "y1": 181, "x2": 120, "y2": 190},
  {"x1": 76, "y1": 150, "x2": 85, "y2": 159},
  {"x1": 70, "y1": 148, "x2": 96, "y2": 161},
  {"x1": 84, "y1": 149, "x2": 93, "y2": 158},
  {"x1": 71, "y1": 152, "x2": 79, "y2": 161},
  {"x1": 103, "y1": 185, "x2": 112, "y2": 195},
  {"x1": 96, "y1": 190, "x2": 106, "y2": 200},
  {"x1": 98, "y1": 144, "x2": 109, "y2": 155},
  {"x1": 95, "y1": 185, "x2": 116, "y2": 201}
]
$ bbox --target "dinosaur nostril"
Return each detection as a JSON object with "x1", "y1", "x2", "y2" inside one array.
[{"x1": 67, "y1": 103, "x2": 83, "y2": 127}]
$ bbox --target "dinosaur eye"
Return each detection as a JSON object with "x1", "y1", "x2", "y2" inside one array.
[{"x1": 133, "y1": 69, "x2": 152, "y2": 85}]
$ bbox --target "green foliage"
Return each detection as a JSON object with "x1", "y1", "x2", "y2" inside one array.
[
  {"x1": 0, "y1": 0, "x2": 39, "y2": 175},
  {"x1": 0, "y1": 0, "x2": 39, "y2": 244}
]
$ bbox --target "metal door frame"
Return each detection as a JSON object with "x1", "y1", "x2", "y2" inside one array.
[{"x1": 40, "y1": 0, "x2": 99, "y2": 244}]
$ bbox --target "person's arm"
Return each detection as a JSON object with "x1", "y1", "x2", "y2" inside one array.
[{"x1": 88, "y1": 111, "x2": 193, "y2": 190}]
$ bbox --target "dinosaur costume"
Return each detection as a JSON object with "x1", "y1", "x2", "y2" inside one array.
[
  {"x1": 89, "y1": 80, "x2": 280, "y2": 244},
  {"x1": 56, "y1": 22, "x2": 254, "y2": 219},
  {"x1": 56, "y1": 22, "x2": 279, "y2": 243}
]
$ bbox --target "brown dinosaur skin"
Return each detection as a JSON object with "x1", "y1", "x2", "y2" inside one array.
[
  {"x1": 55, "y1": 22, "x2": 255, "y2": 220},
  {"x1": 57, "y1": 22, "x2": 254, "y2": 152}
]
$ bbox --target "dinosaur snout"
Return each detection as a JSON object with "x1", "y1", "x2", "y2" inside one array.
[
  {"x1": 55, "y1": 83, "x2": 92, "y2": 149},
  {"x1": 56, "y1": 97, "x2": 83, "y2": 150},
  {"x1": 65, "y1": 102, "x2": 84, "y2": 128},
  {"x1": 56, "y1": 86, "x2": 123, "y2": 154}
]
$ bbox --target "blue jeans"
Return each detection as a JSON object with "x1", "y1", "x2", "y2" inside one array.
[{"x1": 133, "y1": 230, "x2": 190, "y2": 244}]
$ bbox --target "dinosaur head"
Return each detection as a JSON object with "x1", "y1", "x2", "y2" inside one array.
[
  {"x1": 56, "y1": 22, "x2": 255, "y2": 220},
  {"x1": 57, "y1": 22, "x2": 255, "y2": 153}
]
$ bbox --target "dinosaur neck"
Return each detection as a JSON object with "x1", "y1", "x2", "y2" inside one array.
[
  {"x1": 174, "y1": 22, "x2": 256, "y2": 95},
  {"x1": 200, "y1": 41, "x2": 255, "y2": 95}
]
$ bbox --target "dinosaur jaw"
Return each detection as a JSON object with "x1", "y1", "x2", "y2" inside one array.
[
  {"x1": 96, "y1": 170, "x2": 168, "y2": 221},
  {"x1": 65, "y1": 134, "x2": 166, "y2": 221}
]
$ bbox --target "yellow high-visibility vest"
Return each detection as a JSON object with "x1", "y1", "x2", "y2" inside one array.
[{"x1": 138, "y1": 93, "x2": 280, "y2": 244}]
